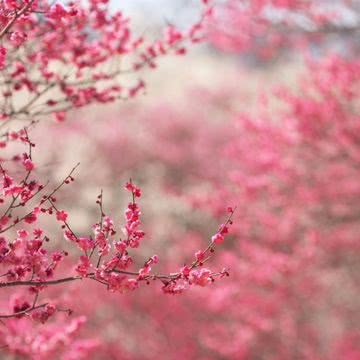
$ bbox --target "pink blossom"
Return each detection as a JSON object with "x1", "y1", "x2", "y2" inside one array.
[
  {"x1": 211, "y1": 233, "x2": 224, "y2": 244},
  {"x1": 16, "y1": 229, "x2": 28, "y2": 238},
  {"x1": 22, "y1": 158, "x2": 34, "y2": 172},
  {"x1": 9, "y1": 32, "x2": 27, "y2": 47},
  {"x1": 56, "y1": 210, "x2": 68, "y2": 222},
  {"x1": 195, "y1": 250, "x2": 205, "y2": 261},
  {"x1": 180, "y1": 265, "x2": 191, "y2": 277},
  {"x1": 162, "y1": 281, "x2": 186, "y2": 295},
  {"x1": 75, "y1": 255, "x2": 91, "y2": 277},
  {"x1": 0, "y1": 46, "x2": 6, "y2": 69},
  {"x1": 4, "y1": 185, "x2": 24, "y2": 196},
  {"x1": 53, "y1": 111, "x2": 66, "y2": 122},
  {"x1": 76, "y1": 237, "x2": 94, "y2": 251},
  {"x1": 189, "y1": 268, "x2": 212, "y2": 287},
  {"x1": 24, "y1": 213, "x2": 37, "y2": 224}
]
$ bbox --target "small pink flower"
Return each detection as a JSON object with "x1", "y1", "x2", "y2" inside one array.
[
  {"x1": 162, "y1": 281, "x2": 185, "y2": 295},
  {"x1": 124, "y1": 279, "x2": 138, "y2": 291},
  {"x1": 32, "y1": 304, "x2": 56, "y2": 323},
  {"x1": 53, "y1": 111, "x2": 66, "y2": 122},
  {"x1": 10, "y1": 32, "x2": 27, "y2": 47},
  {"x1": 114, "y1": 240, "x2": 127, "y2": 253},
  {"x1": 64, "y1": 229, "x2": 76, "y2": 242},
  {"x1": 76, "y1": 237, "x2": 94, "y2": 251},
  {"x1": 4, "y1": 185, "x2": 24, "y2": 196},
  {"x1": 24, "y1": 213, "x2": 37, "y2": 224},
  {"x1": 2, "y1": 174, "x2": 13, "y2": 188},
  {"x1": 51, "y1": 252, "x2": 64, "y2": 263},
  {"x1": 23, "y1": 158, "x2": 34, "y2": 171},
  {"x1": 98, "y1": 243, "x2": 110, "y2": 256},
  {"x1": 189, "y1": 268, "x2": 212, "y2": 287},
  {"x1": 180, "y1": 265, "x2": 191, "y2": 277},
  {"x1": 17, "y1": 229, "x2": 28, "y2": 238},
  {"x1": 218, "y1": 224, "x2": 229, "y2": 234},
  {"x1": 211, "y1": 233, "x2": 224, "y2": 244},
  {"x1": 56, "y1": 210, "x2": 68, "y2": 222},
  {"x1": 33, "y1": 228, "x2": 43, "y2": 237},
  {"x1": 139, "y1": 265, "x2": 151, "y2": 277},
  {"x1": 49, "y1": 3, "x2": 68, "y2": 20},
  {"x1": 195, "y1": 250, "x2": 205, "y2": 261},
  {"x1": 75, "y1": 255, "x2": 91, "y2": 277},
  {"x1": 0, "y1": 216, "x2": 9, "y2": 226},
  {"x1": 0, "y1": 46, "x2": 6, "y2": 69},
  {"x1": 125, "y1": 181, "x2": 141, "y2": 197}
]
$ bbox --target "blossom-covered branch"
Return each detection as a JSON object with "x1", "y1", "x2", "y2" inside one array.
[
  {"x1": 0, "y1": 132, "x2": 233, "y2": 319},
  {"x1": 0, "y1": 0, "x2": 213, "y2": 127}
]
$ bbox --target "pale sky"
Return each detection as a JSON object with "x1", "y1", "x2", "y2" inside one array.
[{"x1": 110, "y1": 0, "x2": 200, "y2": 27}]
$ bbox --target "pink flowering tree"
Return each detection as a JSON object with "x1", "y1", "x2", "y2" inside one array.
[
  {"x1": 0, "y1": 0, "x2": 237, "y2": 357},
  {"x1": 2, "y1": 0, "x2": 360, "y2": 358},
  {"x1": 25, "y1": 2, "x2": 360, "y2": 358},
  {"x1": 0, "y1": 0, "x2": 212, "y2": 122},
  {"x1": 31, "y1": 52, "x2": 360, "y2": 358}
]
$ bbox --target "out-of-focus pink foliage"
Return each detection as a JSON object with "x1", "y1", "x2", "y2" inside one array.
[
  {"x1": 46, "y1": 54, "x2": 360, "y2": 359},
  {"x1": 199, "y1": 54, "x2": 360, "y2": 358},
  {"x1": 208, "y1": 0, "x2": 360, "y2": 58}
]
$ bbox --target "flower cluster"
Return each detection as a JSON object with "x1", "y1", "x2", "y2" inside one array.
[
  {"x1": 0, "y1": 138, "x2": 233, "y2": 322},
  {"x1": 0, "y1": 0, "x2": 213, "y2": 125}
]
